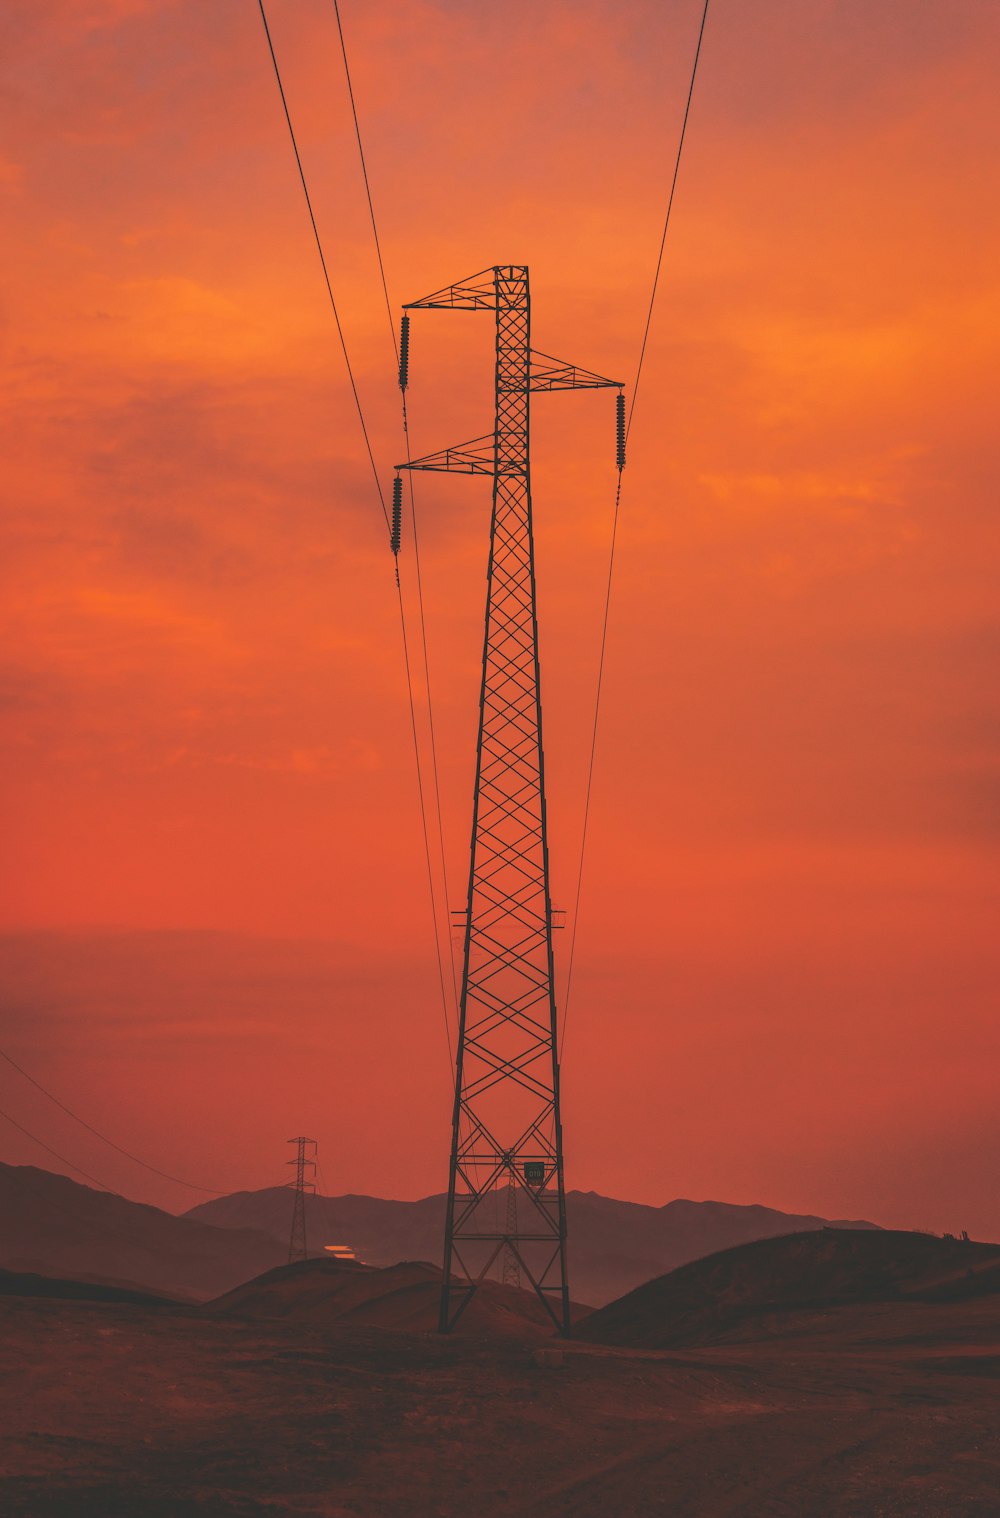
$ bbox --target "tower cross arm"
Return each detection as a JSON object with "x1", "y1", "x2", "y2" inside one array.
[
  {"x1": 529, "y1": 348, "x2": 623, "y2": 392},
  {"x1": 396, "y1": 434, "x2": 497, "y2": 477},
  {"x1": 404, "y1": 267, "x2": 498, "y2": 311}
]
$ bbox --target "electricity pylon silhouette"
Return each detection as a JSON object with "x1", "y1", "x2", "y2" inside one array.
[
  {"x1": 287, "y1": 1136, "x2": 316, "y2": 1264},
  {"x1": 397, "y1": 265, "x2": 622, "y2": 1334},
  {"x1": 502, "y1": 1175, "x2": 521, "y2": 1289}
]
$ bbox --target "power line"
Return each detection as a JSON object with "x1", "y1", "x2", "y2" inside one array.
[
  {"x1": 0, "y1": 1102, "x2": 116, "y2": 1193},
  {"x1": 627, "y1": 0, "x2": 711, "y2": 441},
  {"x1": 315, "y1": 1157, "x2": 347, "y2": 1258},
  {"x1": 0, "y1": 1157, "x2": 169, "y2": 1253},
  {"x1": 561, "y1": 0, "x2": 711, "y2": 1049},
  {"x1": 0, "y1": 1143, "x2": 258, "y2": 1256},
  {"x1": 560, "y1": 471, "x2": 624, "y2": 1048},
  {"x1": 259, "y1": 0, "x2": 457, "y2": 1063},
  {"x1": 395, "y1": 577, "x2": 455, "y2": 1067},
  {"x1": 257, "y1": 0, "x2": 388, "y2": 530},
  {"x1": 400, "y1": 463, "x2": 461, "y2": 1025},
  {"x1": 0, "y1": 1047, "x2": 226, "y2": 1194},
  {"x1": 330, "y1": 0, "x2": 397, "y2": 363},
  {"x1": 328, "y1": 0, "x2": 460, "y2": 1029}
]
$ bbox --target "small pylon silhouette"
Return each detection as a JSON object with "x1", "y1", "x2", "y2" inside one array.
[
  {"x1": 287, "y1": 1136, "x2": 317, "y2": 1264},
  {"x1": 502, "y1": 1168, "x2": 521, "y2": 1288}
]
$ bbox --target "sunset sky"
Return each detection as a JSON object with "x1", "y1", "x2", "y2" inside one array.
[{"x1": 1, "y1": 0, "x2": 998, "y2": 1239}]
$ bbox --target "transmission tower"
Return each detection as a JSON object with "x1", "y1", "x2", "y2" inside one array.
[
  {"x1": 501, "y1": 1175, "x2": 521, "y2": 1289},
  {"x1": 397, "y1": 265, "x2": 622, "y2": 1334},
  {"x1": 287, "y1": 1135, "x2": 317, "y2": 1264}
]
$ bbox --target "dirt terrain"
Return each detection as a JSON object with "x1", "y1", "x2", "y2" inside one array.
[{"x1": 1, "y1": 1273, "x2": 998, "y2": 1514}]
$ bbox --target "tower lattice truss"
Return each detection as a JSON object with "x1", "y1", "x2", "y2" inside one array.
[{"x1": 398, "y1": 266, "x2": 621, "y2": 1333}]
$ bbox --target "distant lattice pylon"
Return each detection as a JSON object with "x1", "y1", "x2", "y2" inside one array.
[
  {"x1": 287, "y1": 1136, "x2": 317, "y2": 1264},
  {"x1": 502, "y1": 1167, "x2": 521, "y2": 1288}
]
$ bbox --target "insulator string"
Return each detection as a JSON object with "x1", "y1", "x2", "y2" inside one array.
[
  {"x1": 399, "y1": 313, "x2": 411, "y2": 392},
  {"x1": 391, "y1": 475, "x2": 403, "y2": 558}
]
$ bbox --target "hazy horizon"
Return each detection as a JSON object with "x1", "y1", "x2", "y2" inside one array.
[{"x1": 1, "y1": 925, "x2": 993, "y2": 1239}]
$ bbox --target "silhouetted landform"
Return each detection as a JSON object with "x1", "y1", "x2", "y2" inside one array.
[
  {"x1": 208, "y1": 1254, "x2": 583, "y2": 1338},
  {"x1": 186, "y1": 1186, "x2": 880, "y2": 1306},
  {"x1": 3, "y1": 1277, "x2": 998, "y2": 1514},
  {"x1": 0, "y1": 1264, "x2": 176, "y2": 1307},
  {"x1": 577, "y1": 1227, "x2": 1000, "y2": 1349},
  {"x1": 0, "y1": 1162, "x2": 286, "y2": 1301}
]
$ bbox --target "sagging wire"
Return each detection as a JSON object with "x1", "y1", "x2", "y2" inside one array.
[{"x1": 560, "y1": 0, "x2": 711, "y2": 1052}]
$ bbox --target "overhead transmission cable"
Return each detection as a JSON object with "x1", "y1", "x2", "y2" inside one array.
[
  {"x1": 315, "y1": 1157, "x2": 346, "y2": 1258},
  {"x1": 0, "y1": 1046, "x2": 226, "y2": 1195},
  {"x1": 0, "y1": 1108, "x2": 253, "y2": 1251},
  {"x1": 0, "y1": 1151, "x2": 177, "y2": 1253},
  {"x1": 329, "y1": 0, "x2": 459, "y2": 1029},
  {"x1": 561, "y1": 0, "x2": 711, "y2": 1051},
  {"x1": 330, "y1": 0, "x2": 397, "y2": 362},
  {"x1": 394, "y1": 574, "x2": 456, "y2": 1066},
  {"x1": 624, "y1": 0, "x2": 711, "y2": 445},
  {"x1": 257, "y1": 0, "x2": 387, "y2": 528},
  {"x1": 257, "y1": 1, "x2": 455, "y2": 1064},
  {"x1": 0, "y1": 1101, "x2": 117, "y2": 1193}
]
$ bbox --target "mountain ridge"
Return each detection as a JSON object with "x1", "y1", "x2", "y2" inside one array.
[
  {"x1": 0, "y1": 1160, "x2": 880, "y2": 1307},
  {"x1": 185, "y1": 1183, "x2": 880, "y2": 1306},
  {"x1": 0, "y1": 1161, "x2": 286, "y2": 1300}
]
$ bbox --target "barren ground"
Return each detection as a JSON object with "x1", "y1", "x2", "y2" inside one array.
[{"x1": 1, "y1": 1293, "x2": 999, "y2": 1516}]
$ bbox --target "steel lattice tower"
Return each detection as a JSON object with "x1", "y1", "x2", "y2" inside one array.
[
  {"x1": 397, "y1": 265, "x2": 621, "y2": 1334},
  {"x1": 287, "y1": 1135, "x2": 316, "y2": 1264}
]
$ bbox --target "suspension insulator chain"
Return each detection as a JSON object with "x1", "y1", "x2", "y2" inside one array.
[
  {"x1": 391, "y1": 474, "x2": 403, "y2": 556},
  {"x1": 616, "y1": 390, "x2": 626, "y2": 472},
  {"x1": 399, "y1": 313, "x2": 411, "y2": 392}
]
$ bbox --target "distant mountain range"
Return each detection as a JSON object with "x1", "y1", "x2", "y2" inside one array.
[
  {"x1": 185, "y1": 1186, "x2": 879, "y2": 1306},
  {"x1": 0, "y1": 1162, "x2": 286, "y2": 1300},
  {"x1": 0, "y1": 1161, "x2": 879, "y2": 1306}
]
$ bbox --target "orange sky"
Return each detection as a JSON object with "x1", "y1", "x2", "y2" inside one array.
[{"x1": 1, "y1": 0, "x2": 998, "y2": 1238}]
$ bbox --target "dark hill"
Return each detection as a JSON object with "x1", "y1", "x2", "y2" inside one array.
[
  {"x1": 0, "y1": 1263, "x2": 176, "y2": 1307},
  {"x1": 186, "y1": 1187, "x2": 879, "y2": 1307},
  {"x1": 207, "y1": 1254, "x2": 572, "y2": 1339},
  {"x1": 0, "y1": 1162, "x2": 286, "y2": 1301},
  {"x1": 577, "y1": 1228, "x2": 1000, "y2": 1349}
]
